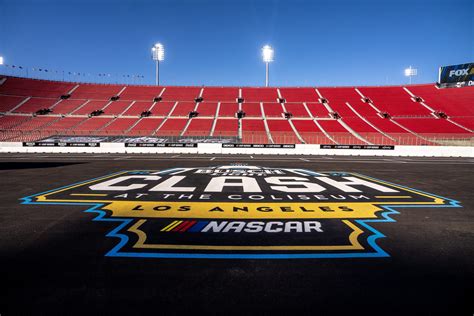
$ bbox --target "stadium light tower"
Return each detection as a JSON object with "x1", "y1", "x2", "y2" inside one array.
[
  {"x1": 262, "y1": 45, "x2": 274, "y2": 87},
  {"x1": 151, "y1": 43, "x2": 165, "y2": 86},
  {"x1": 404, "y1": 66, "x2": 417, "y2": 84}
]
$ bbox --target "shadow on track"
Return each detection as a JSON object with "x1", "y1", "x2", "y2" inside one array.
[{"x1": 0, "y1": 162, "x2": 85, "y2": 170}]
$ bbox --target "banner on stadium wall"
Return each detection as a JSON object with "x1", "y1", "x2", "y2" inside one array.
[
  {"x1": 320, "y1": 145, "x2": 395, "y2": 150},
  {"x1": 223, "y1": 144, "x2": 296, "y2": 148},
  {"x1": 23, "y1": 142, "x2": 100, "y2": 147},
  {"x1": 438, "y1": 62, "x2": 474, "y2": 88},
  {"x1": 125, "y1": 143, "x2": 197, "y2": 148}
]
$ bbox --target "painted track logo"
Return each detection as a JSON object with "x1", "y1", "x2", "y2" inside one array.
[{"x1": 21, "y1": 166, "x2": 460, "y2": 259}]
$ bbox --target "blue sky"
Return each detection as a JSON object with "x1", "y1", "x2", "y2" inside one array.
[{"x1": 0, "y1": 0, "x2": 472, "y2": 86}]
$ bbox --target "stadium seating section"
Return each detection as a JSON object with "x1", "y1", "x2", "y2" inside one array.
[{"x1": 0, "y1": 76, "x2": 472, "y2": 144}]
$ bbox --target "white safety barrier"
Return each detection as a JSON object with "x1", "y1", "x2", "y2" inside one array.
[{"x1": 0, "y1": 142, "x2": 473, "y2": 157}]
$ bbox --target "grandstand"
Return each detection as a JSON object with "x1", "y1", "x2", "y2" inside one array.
[{"x1": 0, "y1": 76, "x2": 472, "y2": 145}]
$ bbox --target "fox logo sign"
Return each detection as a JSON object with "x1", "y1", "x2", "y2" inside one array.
[
  {"x1": 449, "y1": 68, "x2": 470, "y2": 77},
  {"x1": 439, "y1": 62, "x2": 474, "y2": 87},
  {"x1": 21, "y1": 166, "x2": 460, "y2": 259}
]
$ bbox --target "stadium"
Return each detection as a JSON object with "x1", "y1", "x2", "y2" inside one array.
[
  {"x1": 0, "y1": 74, "x2": 473, "y2": 147},
  {"x1": 0, "y1": 0, "x2": 473, "y2": 315}
]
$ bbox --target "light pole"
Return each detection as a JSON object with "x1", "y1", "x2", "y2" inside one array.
[
  {"x1": 404, "y1": 66, "x2": 417, "y2": 84},
  {"x1": 261, "y1": 45, "x2": 274, "y2": 87},
  {"x1": 151, "y1": 43, "x2": 165, "y2": 86}
]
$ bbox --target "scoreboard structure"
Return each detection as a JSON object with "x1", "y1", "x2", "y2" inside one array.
[{"x1": 438, "y1": 62, "x2": 474, "y2": 88}]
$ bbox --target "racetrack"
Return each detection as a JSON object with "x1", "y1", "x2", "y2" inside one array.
[{"x1": 1, "y1": 154, "x2": 473, "y2": 315}]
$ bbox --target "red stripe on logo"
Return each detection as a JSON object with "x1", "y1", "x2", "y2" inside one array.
[
  {"x1": 179, "y1": 220, "x2": 197, "y2": 233},
  {"x1": 172, "y1": 221, "x2": 189, "y2": 232}
]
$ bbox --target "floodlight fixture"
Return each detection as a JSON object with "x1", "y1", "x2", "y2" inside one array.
[
  {"x1": 0, "y1": 56, "x2": 3, "y2": 65},
  {"x1": 151, "y1": 43, "x2": 165, "y2": 85},
  {"x1": 152, "y1": 43, "x2": 165, "y2": 62},
  {"x1": 262, "y1": 45, "x2": 274, "y2": 63},
  {"x1": 404, "y1": 66, "x2": 417, "y2": 84},
  {"x1": 262, "y1": 45, "x2": 274, "y2": 87}
]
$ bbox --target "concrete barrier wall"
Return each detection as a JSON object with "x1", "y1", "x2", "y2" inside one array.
[{"x1": 0, "y1": 142, "x2": 473, "y2": 157}]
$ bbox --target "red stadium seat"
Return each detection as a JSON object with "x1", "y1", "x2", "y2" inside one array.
[
  {"x1": 46, "y1": 117, "x2": 88, "y2": 132},
  {"x1": 161, "y1": 87, "x2": 201, "y2": 102},
  {"x1": 13, "y1": 98, "x2": 59, "y2": 114},
  {"x1": 122, "y1": 102, "x2": 155, "y2": 116},
  {"x1": 51, "y1": 99, "x2": 89, "y2": 115},
  {"x1": 0, "y1": 115, "x2": 33, "y2": 129},
  {"x1": 183, "y1": 118, "x2": 214, "y2": 136},
  {"x1": 266, "y1": 119, "x2": 299, "y2": 144},
  {"x1": 170, "y1": 102, "x2": 196, "y2": 117},
  {"x1": 69, "y1": 117, "x2": 113, "y2": 134},
  {"x1": 119, "y1": 86, "x2": 164, "y2": 101},
  {"x1": 241, "y1": 103, "x2": 262, "y2": 117},
  {"x1": 262, "y1": 103, "x2": 284, "y2": 117},
  {"x1": 105, "y1": 118, "x2": 141, "y2": 134},
  {"x1": 241, "y1": 119, "x2": 268, "y2": 143},
  {"x1": 14, "y1": 116, "x2": 59, "y2": 131},
  {"x1": 218, "y1": 103, "x2": 239, "y2": 117},
  {"x1": 0, "y1": 95, "x2": 29, "y2": 112},
  {"x1": 128, "y1": 118, "x2": 163, "y2": 136},
  {"x1": 394, "y1": 118, "x2": 469, "y2": 134},
  {"x1": 213, "y1": 118, "x2": 238, "y2": 137},
  {"x1": 71, "y1": 84, "x2": 124, "y2": 100},
  {"x1": 0, "y1": 77, "x2": 74, "y2": 98},
  {"x1": 202, "y1": 87, "x2": 238, "y2": 102},
  {"x1": 71, "y1": 100, "x2": 110, "y2": 115},
  {"x1": 279, "y1": 88, "x2": 319, "y2": 102},
  {"x1": 448, "y1": 117, "x2": 474, "y2": 131},
  {"x1": 408, "y1": 85, "x2": 474, "y2": 117},
  {"x1": 283, "y1": 103, "x2": 311, "y2": 118},
  {"x1": 317, "y1": 120, "x2": 365, "y2": 144},
  {"x1": 152, "y1": 102, "x2": 176, "y2": 116},
  {"x1": 103, "y1": 101, "x2": 134, "y2": 115},
  {"x1": 195, "y1": 102, "x2": 218, "y2": 117},
  {"x1": 156, "y1": 118, "x2": 188, "y2": 135},
  {"x1": 292, "y1": 119, "x2": 334, "y2": 144},
  {"x1": 358, "y1": 86, "x2": 432, "y2": 117},
  {"x1": 305, "y1": 103, "x2": 330, "y2": 118},
  {"x1": 242, "y1": 88, "x2": 278, "y2": 102}
]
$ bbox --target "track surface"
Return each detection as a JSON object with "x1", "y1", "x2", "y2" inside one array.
[{"x1": 1, "y1": 154, "x2": 473, "y2": 315}]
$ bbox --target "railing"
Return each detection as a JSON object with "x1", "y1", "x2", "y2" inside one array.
[{"x1": 0, "y1": 129, "x2": 473, "y2": 146}]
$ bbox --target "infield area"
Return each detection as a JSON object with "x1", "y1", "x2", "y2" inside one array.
[{"x1": 1, "y1": 154, "x2": 473, "y2": 315}]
